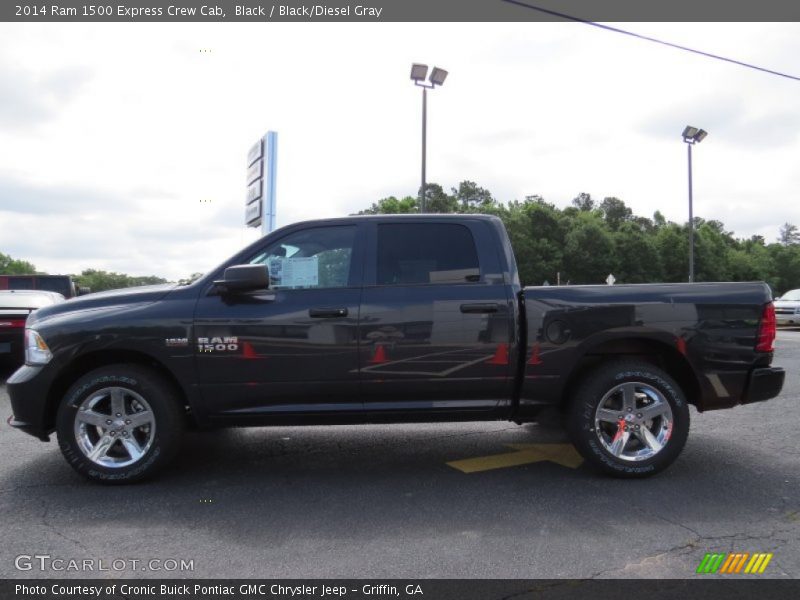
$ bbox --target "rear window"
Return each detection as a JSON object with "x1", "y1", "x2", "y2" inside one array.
[
  {"x1": 35, "y1": 278, "x2": 72, "y2": 296},
  {"x1": 5, "y1": 276, "x2": 72, "y2": 297},
  {"x1": 376, "y1": 223, "x2": 480, "y2": 285},
  {"x1": 7, "y1": 277, "x2": 34, "y2": 290}
]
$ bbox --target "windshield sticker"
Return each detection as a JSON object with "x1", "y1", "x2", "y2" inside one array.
[{"x1": 268, "y1": 256, "x2": 319, "y2": 288}]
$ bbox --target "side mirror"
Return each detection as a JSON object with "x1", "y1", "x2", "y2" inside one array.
[
  {"x1": 214, "y1": 264, "x2": 269, "y2": 293},
  {"x1": 76, "y1": 286, "x2": 91, "y2": 296}
]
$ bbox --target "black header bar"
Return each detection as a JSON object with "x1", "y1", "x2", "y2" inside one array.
[
  {"x1": 3, "y1": 579, "x2": 800, "y2": 600},
  {"x1": 3, "y1": 0, "x2": 800, "y2": 22}
]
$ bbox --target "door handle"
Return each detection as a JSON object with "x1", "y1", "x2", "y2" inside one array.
[
  {"x1": 460, "y1": 303, "x2": 499, "y2": 314},
  {"x1": 309, "y1": 307, "x2": 348, "y2": 318}
]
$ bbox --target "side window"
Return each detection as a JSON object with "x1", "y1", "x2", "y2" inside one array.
[
  {"x1": 249, "y1": 226, "x2": 356, "y2": 290},
  {"x1": 376, "y1": 223, "x2": 480, "y2": 285},
  {"x1": 8, "y1": 277, "x2": 34, "y2": 290}
]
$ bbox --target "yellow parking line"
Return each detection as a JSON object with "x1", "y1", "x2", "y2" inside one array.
[{"x1": 447, "y1": 443, "x2": 584, "y2": 473}]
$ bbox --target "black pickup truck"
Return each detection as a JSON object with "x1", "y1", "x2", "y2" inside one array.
[{"x1": 7, "y1": 215, "x2": 785, "y2": 483}]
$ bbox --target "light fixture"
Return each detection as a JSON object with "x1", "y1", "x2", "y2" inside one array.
[
  {"x1": 682, "y1": 126, "x2": 707, "y2": 145},
  {"x1": 429, "y1": 67, "x2": 448, "y2": 86},
  {"x1": 410, "y1": 63, "x2": 428, "y2": 82}
]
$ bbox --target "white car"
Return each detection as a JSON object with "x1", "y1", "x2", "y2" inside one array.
[
  {"x1": 775, "y1": 288, "x2": 800, "y2": 325},
  {"x1": 0, "y1": 290, "x2": 65, "y2": 364}
]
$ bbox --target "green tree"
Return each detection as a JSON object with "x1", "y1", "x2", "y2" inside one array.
[
  {"x1": 599, "y1": 197, "x2": 633, "y2": 231},
  {"x1": 0, "y1": 252, "x2": 38, "y2": 275},
  {"x1": 571, "y1": 192, "x2": 595, "y2": 212},
  {"x1": 727, "y1": 241, "x2": 772, "y2": 283},
  {"x1": 768, "y1": 244, "x2": 800, "y2": 293},
  {"x1": 452, "y1": 180, "x2": 495, "y2": 211},
  {"x1": 355, "y1": 182, "x2": 796, "y2": 289},
  {"x1": 694, "y1": 220, "x2": 734, "y2": 282},
  {"x1": 779, "y1": 222, "x2": 800, "y2": 245},
  {"x1": 614, "y1": 222, "x2": 663, "y2": 283},
  {"x1": 421, "y1": 183, "x2": 458, "y2": 213},
  {"x1": 502, "y1": 197, "x2": 566, "y2": 285},
  {"x1": 358, "y1": 195, "x2": 418, "y2": 215},
  {"x1": 655, "y1": 224, "x2": 689, "y2": 282},
  {"x1": 563, "y1": 212, "x2": 616, "y2": 283},
  {"x1": 72, "y1": 269, "x2": 168, "y2": 293}
]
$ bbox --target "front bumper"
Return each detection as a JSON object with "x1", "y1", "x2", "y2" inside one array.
[
  {"x1": 743, "y1": 367, "x2": 785, "y2": 405},
  {"x1": 6, "y1": 415, "x2": 49, "y2": 441},
  {"x1": 776, "y1": 313, "x2": 800, "y2": 325},
  {"x1": 6, "y1": 363, "x2": 54, "y2": 441}
]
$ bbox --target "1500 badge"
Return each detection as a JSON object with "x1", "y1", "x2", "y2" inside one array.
[{"x1": 197, "y1": 336, "x2": 239, "y2": 352}]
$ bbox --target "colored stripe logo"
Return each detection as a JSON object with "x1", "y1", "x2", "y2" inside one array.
[{"x1": 696, "y1": 552, "x2": 773, "y2": 574}]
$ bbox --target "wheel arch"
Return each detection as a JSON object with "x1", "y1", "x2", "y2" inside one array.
[
  {"x1": 560, "y1": 336, "x2": 702, "y2": 411},
  {"x1": 45, "y1": 349, "x2": 195, "y2": 433}
]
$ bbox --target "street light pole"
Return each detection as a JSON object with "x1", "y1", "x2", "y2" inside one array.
[
  {"x1": 681, "y1": 126, "x2": 707, "y2": 283},
  {"x1": 410, "y1": 64, "x2": 448, "y2": 213},
  {"x1": 687, "y1": 141, "x2": 694, "y2": 283},
  {"x1": 421, "y1": 86, "x2": 427, "y2": 212}
]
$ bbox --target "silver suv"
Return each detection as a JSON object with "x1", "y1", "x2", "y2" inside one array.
[{"x1": 775, "y1": 289, "x2": 800, "y2": 325}]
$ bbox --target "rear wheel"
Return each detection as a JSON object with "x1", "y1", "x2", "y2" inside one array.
[
  {"x1": 56, "y1": 365, "x2": 184, "y2": 484},
  {"x1": 567, "y1": 361, "x2": 690, "y2": 478}
]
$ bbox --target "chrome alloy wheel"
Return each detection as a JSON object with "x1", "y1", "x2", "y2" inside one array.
[
  {"x1": 594, "y1": 381, "x2": 673, "y2": 462},
  {"x1": 73, "y1": 387, "x2": 156, "y2": 468}
]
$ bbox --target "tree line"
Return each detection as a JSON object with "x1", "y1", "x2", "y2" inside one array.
[
  {"x1": 0, "y1": 253, "x2": 167, "y2": 293},
  {"x1": 3, "y1": 181, "x2": 799, "y2": 294},
  {"x1": 359, "y1": 181, "x2": 800, "y2": 294}
]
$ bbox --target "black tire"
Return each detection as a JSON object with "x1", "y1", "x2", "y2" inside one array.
[
  {"x1": 567, "y1": 360, "x2": 690, "y2": 478},
  {"x1": 56, "y1": 365, "x2": 184, "y2": 484}
]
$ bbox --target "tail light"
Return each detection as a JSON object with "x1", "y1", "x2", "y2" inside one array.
[
  {"x1": 755, "y1": 302, "x2": 776, "y2": 353},
  {"x1": 0, "y1": 319, "x2": 26, "y2": 328}
]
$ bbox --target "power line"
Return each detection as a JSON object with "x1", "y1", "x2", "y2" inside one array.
[{"x1": 502, "y1": 0, "x2": 800, "y2": 83}]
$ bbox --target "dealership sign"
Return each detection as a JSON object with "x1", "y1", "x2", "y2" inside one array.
[{"x1": 245, "y1": 131, "x2": 277, "y2": 232}]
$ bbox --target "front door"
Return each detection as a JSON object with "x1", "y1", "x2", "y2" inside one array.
[{"x1": 193, "y1": 223, "x2": 364, "y2": 419}]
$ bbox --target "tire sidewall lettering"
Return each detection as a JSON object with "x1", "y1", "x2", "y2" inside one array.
[
  {"x1": 56, "y1": 366, "x2": 182, "y2": 484},
  {"x1": 568, "y1": 361, "x2": 690, "y2": 478}
]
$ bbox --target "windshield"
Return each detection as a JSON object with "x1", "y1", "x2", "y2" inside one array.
[
  {"x1": 178, "y1": 272, "x2": 204, "y2": 286},
  {"x1": 780, "y1": 289, "x2": 800, "y2": 301}
]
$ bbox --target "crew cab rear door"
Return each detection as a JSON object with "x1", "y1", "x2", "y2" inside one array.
[
  {"x1": 359, "y1": 219, "x2": 515, "y2": 415},
  {"x1": 193, "y1": 223, "x2": 365, "y2": 418}
]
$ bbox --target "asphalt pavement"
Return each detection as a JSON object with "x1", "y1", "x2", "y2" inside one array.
[{"x1": 1, "y1": 331, "x2": 798, "y2": 579}]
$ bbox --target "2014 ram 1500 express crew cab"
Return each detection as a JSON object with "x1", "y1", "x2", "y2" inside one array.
[{"x1": 7, "y1": 215, "x2": 785, "y2": 483}]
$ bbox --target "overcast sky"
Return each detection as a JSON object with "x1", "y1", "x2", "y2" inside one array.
[{"x1": 1, "y1": 22, "x2": 799, "y2": 280}]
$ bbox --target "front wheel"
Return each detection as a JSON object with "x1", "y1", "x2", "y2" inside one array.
[
  {"x1": 567, "y1": 361, "x2": 690, "y2": 478},
  {"x1": 56, "y1": 365, "x2": 184, "y2": 484}
]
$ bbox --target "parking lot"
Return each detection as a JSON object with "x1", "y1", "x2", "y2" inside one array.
[{"x1": 1, "y1": 331, "x2": 798, "y2": 579}]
